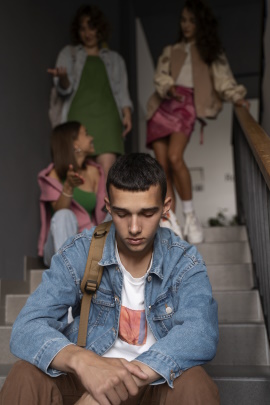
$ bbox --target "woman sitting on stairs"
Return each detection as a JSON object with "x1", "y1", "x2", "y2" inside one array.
[{"x1": 38, "y1": 121, "x2": 106, "y2": 267}]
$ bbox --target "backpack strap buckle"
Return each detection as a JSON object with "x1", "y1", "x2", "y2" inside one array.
[
  {"x1": 84, "y1": 280, "x2": 98, "y2": 294},
  {"x1": 94, "y1": 230, "x2": 108, "y2": 238}
]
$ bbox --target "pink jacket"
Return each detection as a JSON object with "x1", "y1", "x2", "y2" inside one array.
[{"x1": 37, "y1": 160, "x2": 106, "y2": 256}]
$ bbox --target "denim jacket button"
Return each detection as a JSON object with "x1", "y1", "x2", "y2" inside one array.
[
  {"x1": 170, "y1": 372, "x2": 175, "y2": 381},
  {"x1": 166, "y1": 306, "x2": 172, "y2": 314},
  {"x1": 147, "y1": 275, "x2": 152, "y2": 282}
]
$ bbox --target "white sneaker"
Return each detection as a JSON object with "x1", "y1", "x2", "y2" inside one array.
[
  {"x1": 160, "y1": 209, "x2": 183, "y2": 239},
  {"x1": 184, "y1": 211, "x2": 204, "y2": 244}
]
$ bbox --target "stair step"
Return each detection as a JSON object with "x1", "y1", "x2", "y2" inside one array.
[
  {"x1": 205, "y1": 364, "x2": 270, "y2": 378},
  {"x1": 29, "y1": 270, "x2": 44, "y2": 293},
  {"x1": 204, "y1": 365, "x2": 270, "y2": 405},
  {"x1": 0, "y1": 280, "x2": 29, "y2": 305},
  {"x1": 0, "y1": 326, "x2": 18, "y2": 364},
  {"x1": 213, "y1": 291, "x2": 264, "y2": 323},
  {"x1": 0, "y1": 307, "x2": 5, "y2": 325},
  {"x1": 215, "y1": 378, "x2": 270, "y2": 405},
  {"x1": 0, "y1": 377, "x2": 4, "y2": 390},
  {"x1": 203, "y1": 226, "x2": 248, "y2": 242},
  {"x1": 0, "y1": 364, "x2": 13, "y2": 390},
  {"x1": 207, "y1": 263, "x2": 254, "y2": 291},
  {"x1": 211, "y1": 324, "x2": 270, "y2": 366},
  {"x1": 5, "y1": 295, "x2": 28, "y2": 324},
  {"x1": 198, "y1": 241, "x2": 252, "y2": 265},
  {"x1": 24, "y1": 256, "x2": 46, "y2": 283},
  {"x1": 24, "y1": 256, "x2": 46, "y2": 273}
]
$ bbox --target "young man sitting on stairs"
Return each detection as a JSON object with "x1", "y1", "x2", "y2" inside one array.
[{"x1": 0, "y1": 153, "x2": 220, "y2": 405}]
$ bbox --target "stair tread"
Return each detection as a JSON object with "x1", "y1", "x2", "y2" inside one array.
[
  {"x1": 204, "y1": 365, "x2": 270, "y2": 379},
  {"x1": 0, "y1": 364, "x2": 13, "y2": 376},
  {"x1": 24, "y1": 256, "x2": 46, "y2": 272},
  {"x1": 0, "y1": 280, "x2": 29, "y2": 305},
  {"x1": 203, "y1": 226, "x2": 248, "y2": 243},
  {"x1": 207, "y1": 263, "x2": 254, "y2": 291},
  {"x1": 197, "y1": 241, "x2": 252, "y2": 265}
]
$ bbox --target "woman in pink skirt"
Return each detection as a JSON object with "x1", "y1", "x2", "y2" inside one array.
[{"x1": 147, "y1": 0, "x2": 249, "y2": 244}]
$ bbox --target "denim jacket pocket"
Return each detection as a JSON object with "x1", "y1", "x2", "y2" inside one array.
[
  {"x1": 64, "y1": 289, "x2": 116, "y2": 342},
  {"x1": 152, "y1": 291, "x2": 175, "y2": 336},
  {"x1": 90, "y1": 289, "x2": 116, "y2": 326}
]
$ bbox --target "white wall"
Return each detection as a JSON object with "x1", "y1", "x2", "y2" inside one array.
[
  {"x1": 262, "y1": 0, "x2": 270, "y2": 135},
  {"x1": 136, "y1": 18, "x2": 259, "y2": 227},
  {"x1": 136, "y1": 19, "x2": 156, "y2": 155}
]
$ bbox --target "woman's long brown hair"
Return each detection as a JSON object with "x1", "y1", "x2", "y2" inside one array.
[
  {"x1": 50, "y1": 121, "x2": 81, "y2": 180},
  {"x1": 178, "y1": 0, "x2": 224, "y2": 65}
]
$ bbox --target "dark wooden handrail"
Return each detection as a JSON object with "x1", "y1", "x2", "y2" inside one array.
[
  {"x1": 234, "y1": 105, "x2": 270, "y2": 190},
  {"x1": 233, "y1": 105, "x2": 270, "y2": 337}
]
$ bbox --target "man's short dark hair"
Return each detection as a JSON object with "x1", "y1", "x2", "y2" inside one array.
[{"x1": 106, "y1": 153, "x2": 167, "y2": 202}]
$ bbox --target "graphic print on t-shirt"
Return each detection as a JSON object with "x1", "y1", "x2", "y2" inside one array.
[{"x1": 119, "y1": 306, "x2": 147, "y2": 345}]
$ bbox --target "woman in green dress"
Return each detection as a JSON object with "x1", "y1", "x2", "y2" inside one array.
[{"x1": 48, "y1": 5, "x2": 133, "y2": 178}]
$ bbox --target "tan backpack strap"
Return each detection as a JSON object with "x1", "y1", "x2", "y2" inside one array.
[{"x1": 77, "y1": 221, "x2": 112, "y2": 347}]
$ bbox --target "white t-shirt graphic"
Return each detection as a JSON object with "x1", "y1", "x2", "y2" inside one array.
[{"x1": 103, "y1": 244, "x2": 156, "y2": 361}]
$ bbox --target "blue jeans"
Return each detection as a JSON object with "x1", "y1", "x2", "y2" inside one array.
[{"x1": 43, "y1": 209, "x2": 78, "y2": 267}]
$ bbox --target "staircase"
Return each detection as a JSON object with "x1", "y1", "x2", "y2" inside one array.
[
  {"x1": 1, "y1": 226, "x2": 270, "y2": 404},
  {"x1": 200, "y1": 227, "x2": 270, "y2": 404}
]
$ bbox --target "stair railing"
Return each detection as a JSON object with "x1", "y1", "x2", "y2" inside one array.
[{"x1": 233, "y1": 105, "x2": 270, "y2": 337}]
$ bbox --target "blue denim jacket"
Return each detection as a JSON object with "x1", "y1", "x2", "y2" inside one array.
[
  {"x1": 10, "y1": 225, "x2": 218, "y2": 388},
  {"x1": 53, "y1": 45, "x2": 133, "y2": 122}
]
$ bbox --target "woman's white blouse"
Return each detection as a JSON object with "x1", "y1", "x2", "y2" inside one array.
[{"x1": 175, "y1": 42, "x2": 194, "y2": 88}]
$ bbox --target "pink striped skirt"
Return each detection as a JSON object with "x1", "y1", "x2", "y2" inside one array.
[{"x1": 146, "y1": 86, "x2": 196, "y2": 148}]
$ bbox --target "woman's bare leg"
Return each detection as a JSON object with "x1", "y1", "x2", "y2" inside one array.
[
  {"x1": 168, "y1": 132, "x2": 192, "y2": 201},
  {"x1": 96, "y1": 153, "x2": 117, "y2": 180},
  {"x1": 152, "y1": 138, "x2": 176, "y2": 211},
  {"x1": 167, "y1": 132, "x2": 203, "y2": 243}
]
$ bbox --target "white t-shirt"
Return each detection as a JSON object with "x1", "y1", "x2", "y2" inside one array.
[
  {"x1": 103, "y1": 244, "x2": 156, "y2": 361},
  {"x1": 175, "y1": 42, "x2": 194, "y2": 88}
]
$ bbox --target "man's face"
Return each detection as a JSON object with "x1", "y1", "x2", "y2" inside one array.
[{"x1": 105, "y1": 185, "x2": 171, "y2": 257}]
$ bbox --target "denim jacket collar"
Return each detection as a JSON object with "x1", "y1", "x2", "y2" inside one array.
[
  {"x1": 76, "y1": 44, "x2": 110, "y2": 55},
  {"x1": 99, "y1": 223, "x2": 164, "y2": 279}
]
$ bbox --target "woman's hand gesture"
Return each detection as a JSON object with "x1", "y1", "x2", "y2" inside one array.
[
  {"x1": 65, "y1": 164, "x2": 84, "y2": 191},
  {"x1": 47, "y1": 66, "x2": 70, "y2": 90},
  {"x1": 47, "y1": 66, "x2": 67, "y2": 78},
  {"x1": 50, "y1": 165, "x2": 84, "y2": 210},
  {"x1": 168, "y1": 86, "x2": 183, "y2": 102},
  {"x1": 235, "y1": 99, "x2": 250, "y2": 110}
]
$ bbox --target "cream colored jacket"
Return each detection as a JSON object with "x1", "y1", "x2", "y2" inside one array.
[{"x1": 147, "y1": 42, "x2": 247, "y2": 120}]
